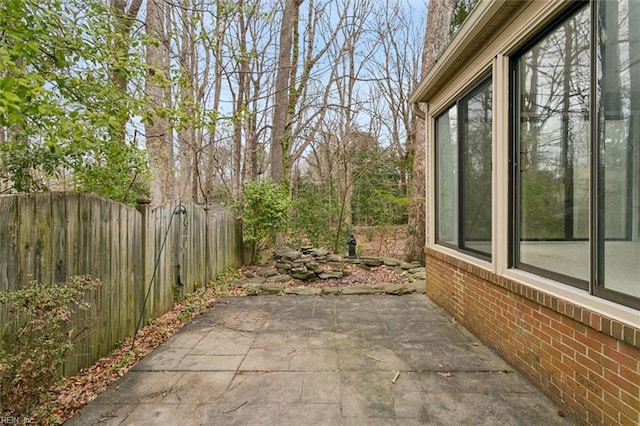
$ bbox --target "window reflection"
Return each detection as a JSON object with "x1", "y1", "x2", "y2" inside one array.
[
  {"x1": 597, "y1": 0, "x2": 640, "y2": 298},
  {"x1": 436, "y1": 107, "x2": 458, "y2": 246},
  {"x1": 517, "y1": 6, "x2": 591, "y2": 282}
]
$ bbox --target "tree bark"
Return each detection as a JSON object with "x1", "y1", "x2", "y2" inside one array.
[
  {"x1": 405, "y1": 0, "x2": 457, "y2": 264},
  {"x1": 145, "y1": 0, "x2": 174, "y2": 206},
  {"x1": 271, "y1": 0, "x2": 303, "y2": 184},
  {"x1": 109, "y1": 0, "x2": 143, "y2": 144}
]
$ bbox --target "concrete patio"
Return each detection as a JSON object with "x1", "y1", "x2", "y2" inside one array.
[{"x1": 67, "y1": 294, "x2": 573, "y2": 425}]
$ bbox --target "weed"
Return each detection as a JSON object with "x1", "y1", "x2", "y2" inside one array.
[{"x1": 0, "y1": 276, "x2": 100, "y2": 420}]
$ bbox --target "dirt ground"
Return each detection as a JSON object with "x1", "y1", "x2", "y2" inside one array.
[{"x1": 352, "y1": 225, "x2": 409, "y2": 259}]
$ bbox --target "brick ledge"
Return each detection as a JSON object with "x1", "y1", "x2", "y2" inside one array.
[{"x1": 425, "y1": 247, "x2": 640, "y2": 349}]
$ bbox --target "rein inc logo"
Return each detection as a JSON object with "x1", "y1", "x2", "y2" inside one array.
[{"x1": 0, "y1": 417, "x2": 33, "y2": 424}]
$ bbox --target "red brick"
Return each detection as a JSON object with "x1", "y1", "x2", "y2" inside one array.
[
  {"x1": 603, "y1": 369, "x2": 637, "y2": 396},
  {"x1": 619, "y1": 413, "x2": 639, "y2": 426},
  {"x1": 575, "y1": 352, "x2": 604, "y2": 376},
  {"x1": 583, "y1": 392, "x2": 605, "y2": 421},
  {"x1": 530, "y1": 309, "x2": 550, "y2": 327},
  {"x1": 588, "y1": 348, "x2": 620, "y2": 374},
  {"x1": 623, "y1": 325, "x2": 637, "y2": 347},
  {"x1": 600, "y1": 411, "x2": 619, "y2": 426},
  {"x1": 574, "y1": 328, "x2": 604, "y2": 353},
  {"x1": 564, "y1": 354, "x2": 589, "y2": 381},
  {"x1": 603, "y1": 394, "x2": 639, "y2": 426},
  {"x1": 587, "y1": 326, "x2": 618, "y2": 350},
  {"x1": 589, "y1": 312, "x2": 603, "y2": 331},
  {"x1": 619, "y1": 365, "x2": 640, "y2": 393},
  {"x1": 612, "y1": 321, "x2": 624, "y2": 340},
  {"x1": 620, "y1": 389, "x2": 640, "y2": 415},
  {"x1": 562, "y1": 313, "x2": 587, "y2": 334},
  {"x1": 600, "y1": 374, "x2": 621, "y2": 401},
  {"x1": 617, "y1": 340, "x2": 640, "y2": 365},
  {"x1": 551, "y1": 319, "x2": 575, "y2": 341},
  {"x1": 563, "y1": 334, "x2": 588, "y2": 356},
  {"x1": 603, "y1": 345, "x2": 638, "y2": 371}
]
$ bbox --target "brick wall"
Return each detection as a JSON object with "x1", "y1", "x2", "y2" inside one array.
[{"x1": 425, "y1": 248, "x2": 640, "y2": 425}]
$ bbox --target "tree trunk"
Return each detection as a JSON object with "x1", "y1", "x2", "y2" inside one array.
[
  {"x1": 145, "y1": 0, "x2": 174, "y2": 206},
  {"x1": 405, "y1": 0, "x2": 457, "y2": 264},
  {"x1": 270, "y1": 0, "x2": 302, "y2": 184},
  {"x1": 109, "y1": 0, "x2": 143, "y2": 144}
]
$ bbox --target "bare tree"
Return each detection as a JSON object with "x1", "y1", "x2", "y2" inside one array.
[
  {"x1": 367, "y1": 0, "x2": 425, "y2": 198},
  {"x1": 109, "y1": 0, "x2": 144, "y2": 144},
  {"x1": 405, "y1": 0, "x2": 457, "y2": 263},
  {"x1": 145, "y1": 0, "x2": 174, "y2": 206},
  {"x1": 271, "y1": 0, "x2": 303, "y2": 183}
]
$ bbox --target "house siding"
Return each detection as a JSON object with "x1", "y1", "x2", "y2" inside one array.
[{"x1": 425, "y1": 247, "x2": 640, "y2": 425}]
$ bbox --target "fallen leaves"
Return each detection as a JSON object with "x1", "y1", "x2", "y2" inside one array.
[
  {"x1": 47, "y1": 285, "x2": 229, "y2": 424},
  {"x1": 284, "y1": 264, "x2": 410, "y2": 289}
]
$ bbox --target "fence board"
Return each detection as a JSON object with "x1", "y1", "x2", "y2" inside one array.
[{"x1": 0, "y1": 192, "x2": 243, "y2": 376}]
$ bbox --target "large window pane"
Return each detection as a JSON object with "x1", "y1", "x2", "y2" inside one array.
[
  {"x1": 596, "y1": 0, "x2": 640, "y2": 298},
  {"x1": 436, "y1": 107, "x2": 458, "y2": 245},
  {"x1": 517, "y1": 6, "x2": 590, "y2": 281},
  {"x1": 462, "y1": 80, "x2": 492, "y2": 254}
]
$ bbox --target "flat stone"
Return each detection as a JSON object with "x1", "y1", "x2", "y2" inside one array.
[
  {"x1": 318, "y1": 271, "x2": 344, "y2": 279},
  {"x1": 378, "y1": 284, "x2": 413, "y2": 295},
  {"x1": 306, "y1": 261, "x2": 321, "y2": 272},
  {"x1": 236, "y1": 277, "x2": 266, "y2": 286},
  {"x1": 321, "y1": 287, "x2": 343, "y2": 295},
  {"x1": 284, "y1": 287, "x2": 321, "y2": 296},
  {"x1": 382, "y1": 258, "x2": 400, "y2": 266},
  {"x1": 361, "y1": 257, "x2": 384, "y2": 267},
  {"x1": 261, "y1": 283, "x2": 284, "y2": 295},
  {"x1": 239, "y1": 282, "x2": 285, "y2": 296},
  {"x1": 411, "y1": 270, "x2": 426, "y2": 280},
  {"x1": 310, "y1": 248, "x2": 331, "y2": 257},
  {"x1": 277, "y1": 249, "x2": 301, "y2": 261},
  {"x1": 274, "y1": 262, "x2": 291, "y2": 270},
  {"x1": 291, "y1": 271, "x2": 317, "y2": 280},
  {"x1": 266, "y1": 274, "x2": 292, "y2": 283},
  {"x1": 70, "y1": 295, "x2": 574, "y2": 426},
  {"x1": 257, "y1": 267, "x2": 278, "y2": 277},
  {"x1": 400, "y1": 261, "x2": 421, "y2": 269},
  {"x1": 341, "y1": 286, "x2": 377, "y2": 295}
]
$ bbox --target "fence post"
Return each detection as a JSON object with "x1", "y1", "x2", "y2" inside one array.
[{"x1": 135, "y1": 198, "x2": 151, "y2": 320}]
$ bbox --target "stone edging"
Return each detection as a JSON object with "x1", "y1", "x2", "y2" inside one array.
[{"x1": 233, "y1": 247, "x2": 426, "y2": 296}]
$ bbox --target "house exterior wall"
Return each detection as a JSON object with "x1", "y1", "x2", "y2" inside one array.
[
  {"x1": 426, "y1": 247, "x2": 639, "y2": 425},
  {"x1": 413, "y1": 1, "x2": 640, "y2": 424}
]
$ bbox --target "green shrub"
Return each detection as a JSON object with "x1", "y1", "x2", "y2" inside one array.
[
  {"x1": 0, "y1": 276, "x2": 99, "y2": 419},
  {"x1": 239, "y1": 179, "x2": 291, "y2": 262}
]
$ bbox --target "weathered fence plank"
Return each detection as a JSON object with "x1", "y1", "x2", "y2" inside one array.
[{"x1": 0, "y1": 192, "x2": 243, "y2": 375}]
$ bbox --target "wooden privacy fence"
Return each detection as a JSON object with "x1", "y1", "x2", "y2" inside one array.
[{"x1": 0, "y1": 192, "x2": 243, "y2": 375}]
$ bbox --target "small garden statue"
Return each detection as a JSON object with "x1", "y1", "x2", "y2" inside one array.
[{"x1": 347, "y1": 233, "x2": 357, "y2": 258}]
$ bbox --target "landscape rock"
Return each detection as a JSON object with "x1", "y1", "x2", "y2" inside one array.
[
  {"x1": 378, "y1": 284, "x2": 413, "y2": 295},
  {"x1": 382, "y1": 258, "x2": 400, "y2": 267},
  {"x1": 400, "y1": 261, "x2": 421, "y2": 270},
  {"x1": 361, "y1": 257, "x2": 384, "y2": 267},
  {"x1": 321, "y1": 287, "x2": 343, "y2": 295},
  {"x1": 284, "y1": 287, "x2": 321, "y2": 296},
  {"x1": 341, "y1": 286, "x2": 377, "y2": 295},
  {"x1": 257, "y1": 266, "x2": 279, "y2": 277},
  {"x1": 266, "y1": 274, "x2": 293, "y2": 283},
  {"x1": 318, "y1": 271, "x2": 344, "y2": 280}
]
